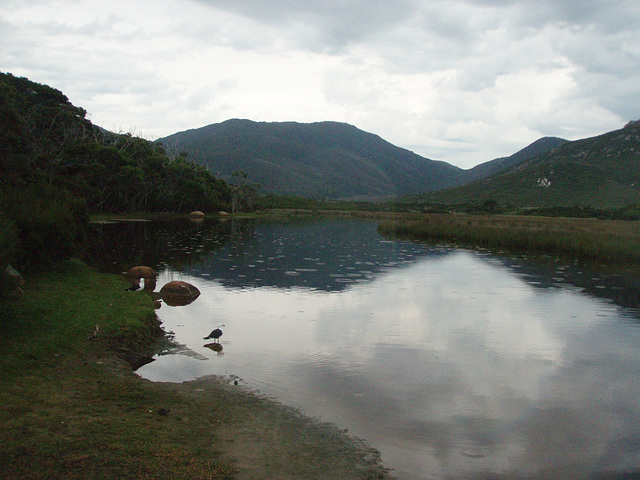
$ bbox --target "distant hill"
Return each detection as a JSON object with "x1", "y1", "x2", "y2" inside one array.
[
  {"x1": 421, "y1": 121, "x2": 640, "y2": 208},
  {"x1": 157, "y1": 119, "x2": 463, "y2": 199},
  {"x1": 458, "y1": 136, "x2": 568, "y2": 185}
]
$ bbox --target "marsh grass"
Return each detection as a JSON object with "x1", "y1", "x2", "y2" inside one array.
[{"x1": 378, "y1": 213, "x2": 640, "y2": 264}]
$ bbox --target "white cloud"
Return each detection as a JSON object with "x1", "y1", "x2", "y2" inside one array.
[{"x1": 1, "y1": 0, "x2": 639, "y2": 168}]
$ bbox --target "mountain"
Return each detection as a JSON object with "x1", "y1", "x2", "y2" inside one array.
[
  {"x1": 421, "y1": 121, "x2": 640, "y2": 208},
  {"x1": 157, "y1": 119, "x2": 463, "y2": 199},
  {"x1": 459, "y1": 136, "x2": 568, "y2": 185}
]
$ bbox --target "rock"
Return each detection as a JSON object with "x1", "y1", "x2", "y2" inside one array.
[
  {"x1": 189, "y1": 210, "x2": 205, "y2": 217},
  {"x1": 218, "y1": 211, "x2": 229, "y2": 216},
  {"x1": 125, "y1": 266, "x2": 157, "y2": 292},
  {"x1": 160, "y1": 280, "x2": 201, "y2": 306},
  {"x1": 126, "y1": 266, "x2": 156, "y2": 278}
]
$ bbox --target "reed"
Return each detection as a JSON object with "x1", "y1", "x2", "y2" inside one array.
[{"x1": 378, "y1": 213, "x2": 640, "y2": 264}]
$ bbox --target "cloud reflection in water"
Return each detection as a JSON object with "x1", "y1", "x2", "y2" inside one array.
[{"x1": 137, "y1": 221, "x2": 640, "y2": 480}]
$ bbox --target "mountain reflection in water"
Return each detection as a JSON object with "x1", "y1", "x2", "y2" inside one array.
[{"x1": 84, "y1": 217, "x2": 640, "y2": 480}]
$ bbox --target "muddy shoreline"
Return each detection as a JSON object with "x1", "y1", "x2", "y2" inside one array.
[{"x1": 146, "y1": 373, "x2": 394, "y2": 479}]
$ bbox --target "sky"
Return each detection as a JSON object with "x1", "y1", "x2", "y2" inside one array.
[{"x1": 1, "y1": 0, "x2": 639, "y2": 169}]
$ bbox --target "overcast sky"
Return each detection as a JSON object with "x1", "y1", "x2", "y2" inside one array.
[{"x1": 2, "y1": 0, "x2": 639, "y2": 168}]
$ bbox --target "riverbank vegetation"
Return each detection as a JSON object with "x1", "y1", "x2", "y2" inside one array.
[
  {"x1": 378, "y1": 213, "x2": 640, "y2": 264},
  {"x1": 0, "y1": 72, "x2": 231, "y2": 216},
  {"x1": 0, "y1": 72, "x2": 232, "y2": 297}
]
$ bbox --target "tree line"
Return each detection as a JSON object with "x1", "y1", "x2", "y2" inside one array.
[
  {"x1": 0, "y1": 72, "x2": 236, "y2": 294},
  {"x1": 1, "y1": 72, "x2": 232, "y2": 214}
]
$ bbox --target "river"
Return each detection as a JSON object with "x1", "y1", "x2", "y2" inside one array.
[{"x1": 86, "y1": 216, "x2": 640, "y2": 479}]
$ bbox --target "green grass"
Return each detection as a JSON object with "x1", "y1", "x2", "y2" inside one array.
[
  {"x1": 379, "y1": 213, "x2": 640, "y2": 264},
  {"x1": 0, "y1": 260, "x2": 237, "y2": 480},
  {"x1": 0, "y1": 259, "x2": 155, "y2": 378}
]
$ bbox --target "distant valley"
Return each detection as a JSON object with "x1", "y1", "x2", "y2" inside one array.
[{"x1": 3, "y1": 71, "x2": 638, "y2": 210}]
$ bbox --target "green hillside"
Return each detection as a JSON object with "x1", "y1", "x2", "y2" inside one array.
[
  {"x1": 421, "y1": 121, "x2": 640, "y2": 208},
  {"x1": 458, "y1": 136, "x2": 568, "y2": 185},
  {"x1": 0, "y1": 72, "x2": 231, "y2": 287},
  {"x1": 158, "y1": 119, "x2": 463, "y2": 199},
  {"x1": 0, "y1": 72, "x2": 230, "y2": 215}
]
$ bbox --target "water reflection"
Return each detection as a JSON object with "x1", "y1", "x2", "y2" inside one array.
[
  {"x1": 85, "y1": 218, "x2": 640, "y2": 480},
  {"x1": 181, "y1": 218, "x2": 448, "y2": 292},
  {"x1": 86, "y1": 217, "x2": 235, "y2": 274}
]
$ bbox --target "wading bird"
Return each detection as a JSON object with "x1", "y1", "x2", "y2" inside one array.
[{"x1": 204, "y1": 324, "x2": 226, "y2": 343}]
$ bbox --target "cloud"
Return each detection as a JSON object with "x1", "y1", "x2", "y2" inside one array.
[
  {"x1": 191, "y1": 0, "x2": 417, "y2": 50},
  {"x1": 1, "y1": 0, "x2": 639, "y2": 168}
]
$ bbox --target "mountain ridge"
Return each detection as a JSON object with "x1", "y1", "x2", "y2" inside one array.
[
  {"x1": 159, "y1": 119, "x2": 573, "y2": 200},
  {"x1": 158, "y1": 119, "x2": 464, "y2": 199},
  {"x1": 459, "y1": 136, "x2": 568, "y2": 185},
  {"x1": 421, "y1": 120, "x2": 640, "y2": 208}
]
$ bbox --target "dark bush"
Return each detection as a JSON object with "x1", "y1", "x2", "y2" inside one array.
[{"x1": 0, "y1": 183, "x2": 88, "y2": 272}]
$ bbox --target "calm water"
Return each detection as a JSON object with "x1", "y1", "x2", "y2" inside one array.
[{"x1": 86, "y1": 217, "x2": 640, "y2": 480}]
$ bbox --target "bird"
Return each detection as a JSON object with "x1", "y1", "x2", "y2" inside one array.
[
  {"x1": 204, "y1": 324, "x2": 226, "y2": 342},
  {"x1": 126, "y1": 278, "x2": 144, "y2": 291}
]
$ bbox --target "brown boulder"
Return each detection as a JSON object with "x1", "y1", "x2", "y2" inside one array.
[
  {"x1": 126, "y1": 266, "x2": 156, "y2": 278},
  {"x1": 189, "y1": 210, "x2": 205, "y2": 217},
  {"x1": 125, "y1": 266, "x2": 157, "y2": 292},
  {"x1": 160, "y1": 280, "x2": 201, "y2": 306}
]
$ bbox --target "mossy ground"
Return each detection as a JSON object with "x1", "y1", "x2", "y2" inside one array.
[{"x1": 0, "y1": 260, "x2": 391, "y2": 480}]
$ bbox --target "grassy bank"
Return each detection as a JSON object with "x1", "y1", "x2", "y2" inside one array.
[
  {"x1": 0, "y1": 261, "x2": 390, "y2": 480},
  {"x1": 378, "y1": 213, "x2": 640, "y2": 264}
]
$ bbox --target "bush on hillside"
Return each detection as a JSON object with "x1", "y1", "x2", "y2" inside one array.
[{"x1": 0, "y1": 183, "x2": 88, "y2": 273}]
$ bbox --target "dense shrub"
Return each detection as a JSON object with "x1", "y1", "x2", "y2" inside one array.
[
  {"x1": 0, "y1": 184, "x2": 88, "y2": 272},
  {"x1": 1, "y1": 72, "x2": 232, "y2": 216},
  {"x1": 0, "y1": 213, "x2": 18, "y2": 265}
]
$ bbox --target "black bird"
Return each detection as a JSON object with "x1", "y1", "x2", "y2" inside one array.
[{"x1": 204, "y1": 324, "x2": 225, "y2": 342}]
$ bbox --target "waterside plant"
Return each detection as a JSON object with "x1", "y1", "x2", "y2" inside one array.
[{"x1": 378, "y1": 213, "x2": 640, "y2": 265}]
